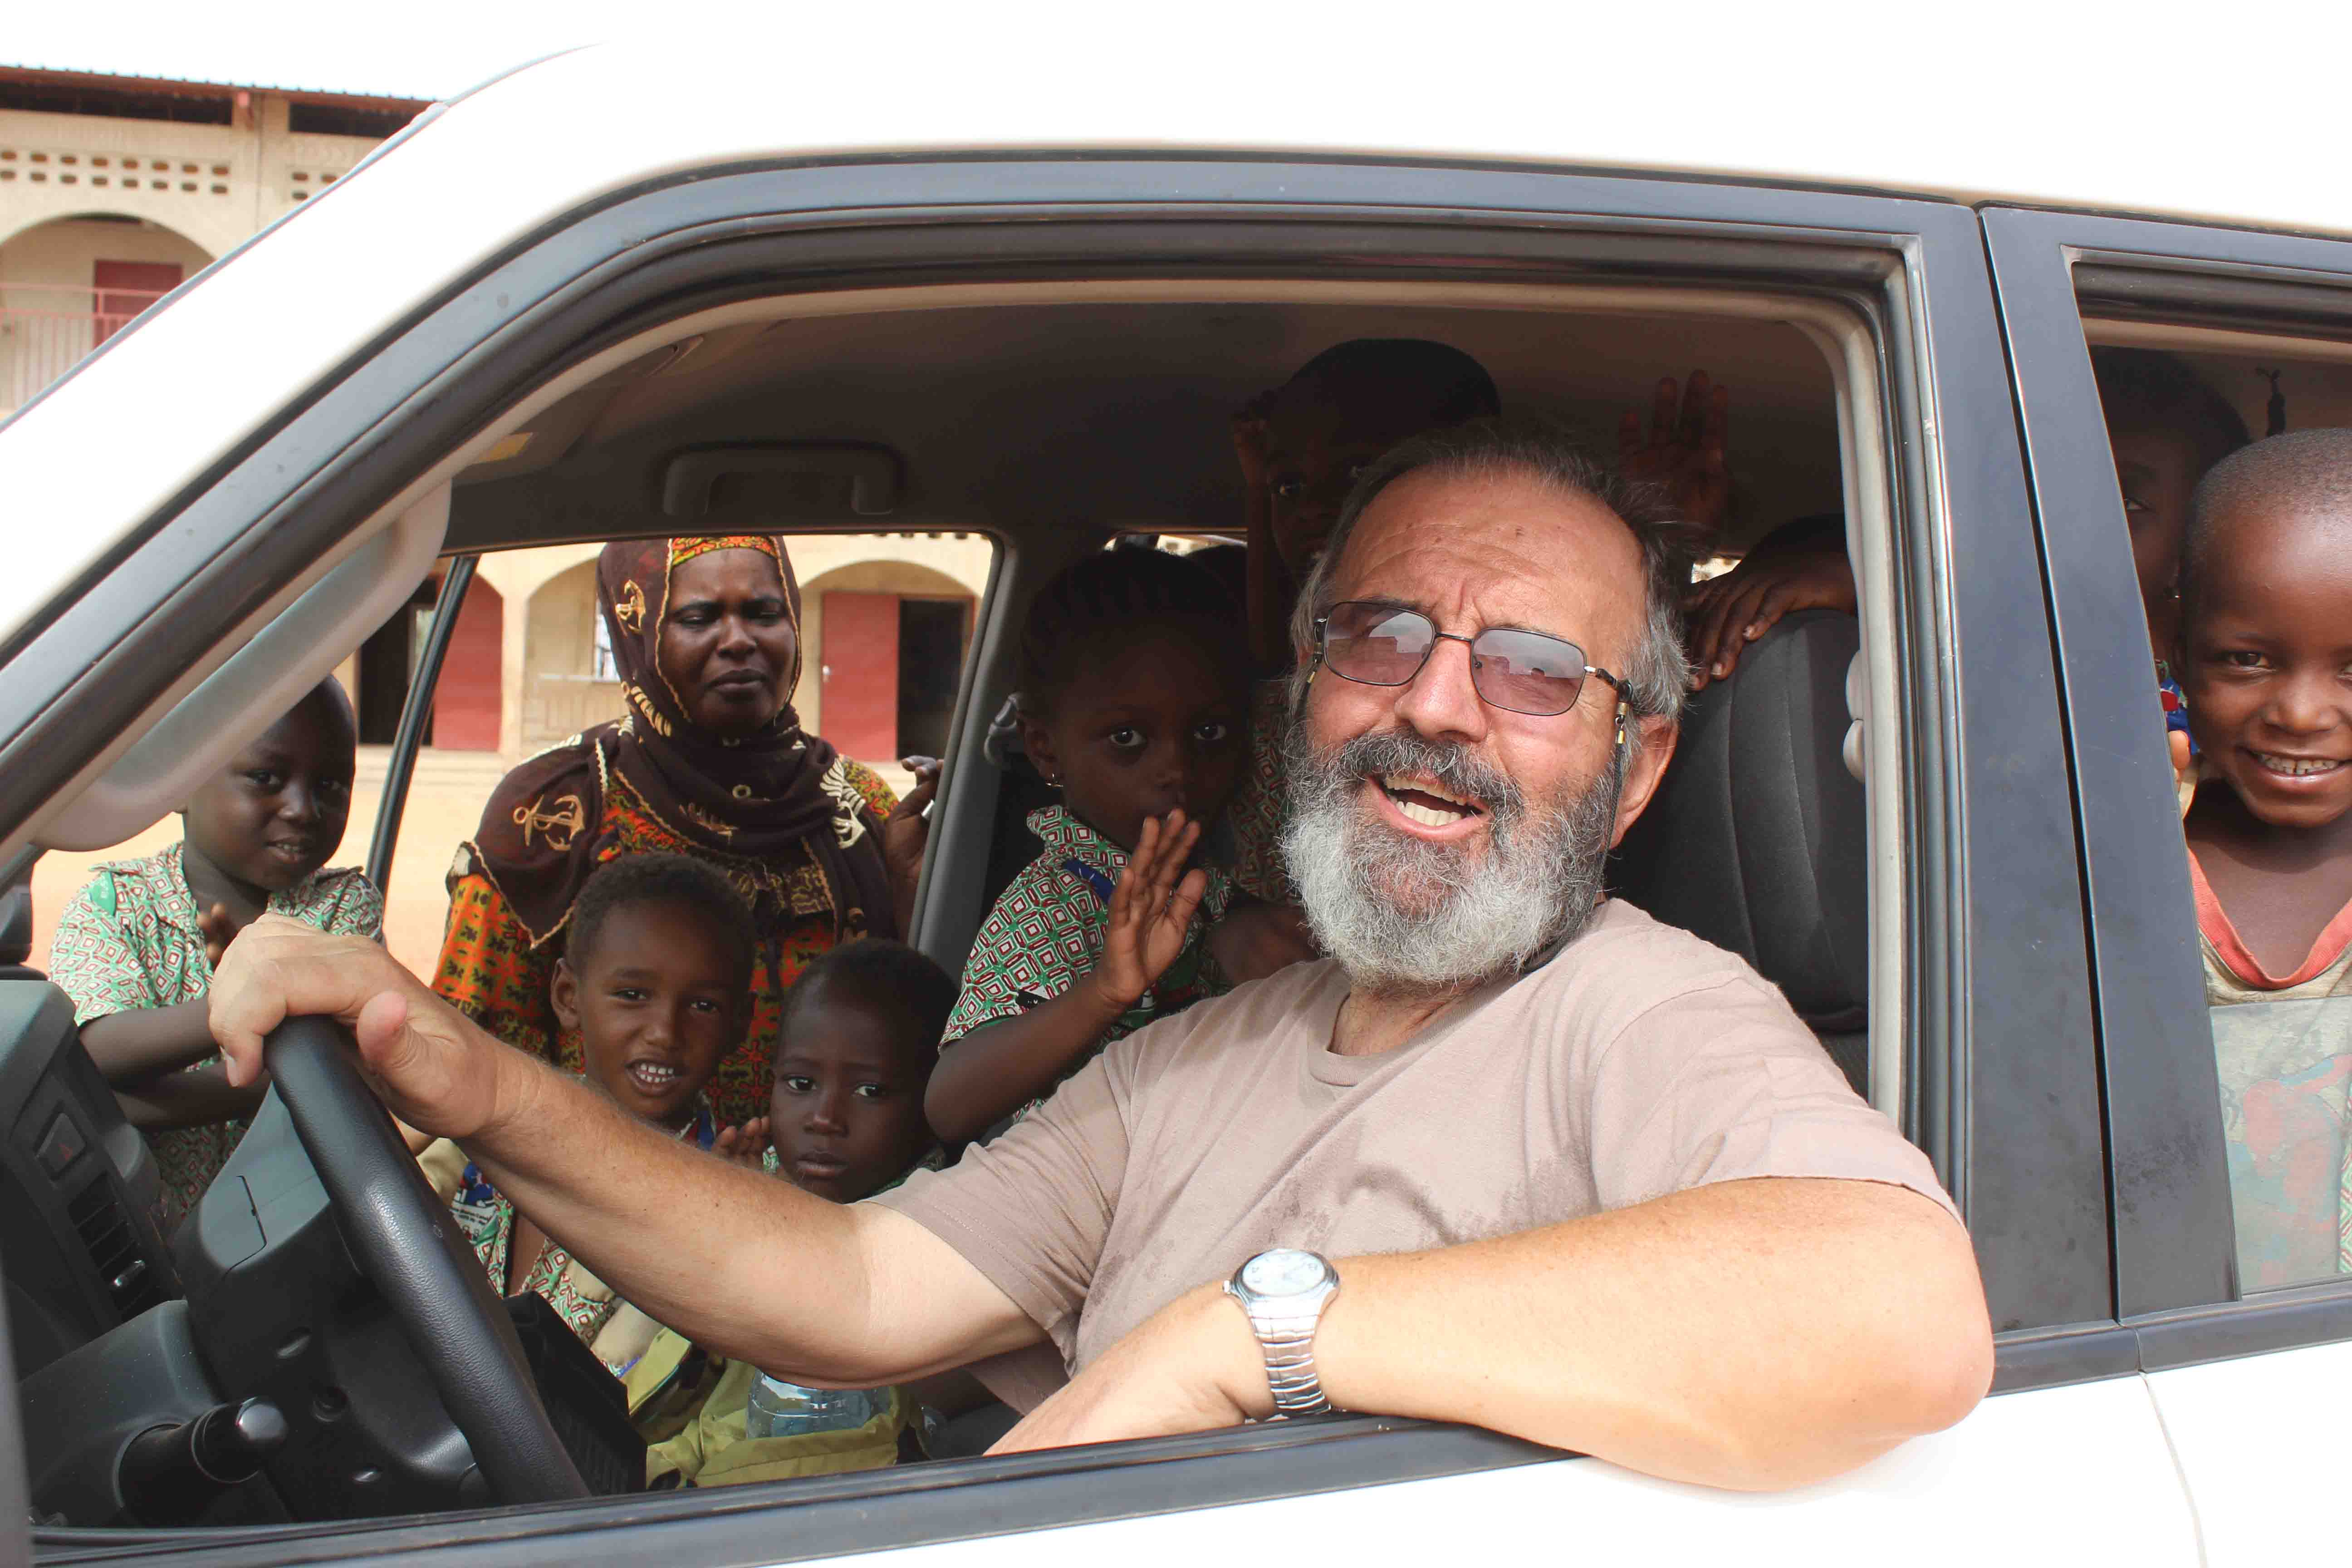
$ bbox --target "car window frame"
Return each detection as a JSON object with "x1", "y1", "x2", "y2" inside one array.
[
  {"x1": 7, "y1": 156, "x2": 2094, "y2": 1558},
  {"x1": 1985, "y1": 203, "x2": 2352, "y2": 1370}
]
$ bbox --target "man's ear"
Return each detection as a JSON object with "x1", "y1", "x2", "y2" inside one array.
[
  {"x1": 1609, "y1": 715, "x2": 1680, "y2": 849},
  {"x1": 550, "y1": 957, "x2": 582, "y2": 1033}
]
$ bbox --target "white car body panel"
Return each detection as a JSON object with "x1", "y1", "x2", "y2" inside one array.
[
  {"x1": 5, "y1": 8, "x2": 2352, "y2": 644},
  {"x1": 839, "y1": 1381, "x2": 2195, "y2": 1568},
  {"x1": 2147, "y1": 1338, "x2": 2352, "y2": 1567}
]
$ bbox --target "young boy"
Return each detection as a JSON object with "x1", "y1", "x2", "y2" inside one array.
[
  {"x1": 51, "y1": 679, "x2": 379, "y2": 1229},
  {"x1": 418, "y1": 852, "x2": 753, "y2": 1369},
  {"x1": 2173, "y1": 429, "x2": 2352, "y2": 1289},
  {"x1": 640, "y1": 939, "x2": 956, "y2": 1485}
]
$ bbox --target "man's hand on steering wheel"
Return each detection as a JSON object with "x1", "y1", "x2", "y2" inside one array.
[
  {"x1": 989, "y1": 1282, "x2": 1272, "y2": 1454},
  {"x1": 211, "y1": 915, "x2": 511, "y2": 1144}
]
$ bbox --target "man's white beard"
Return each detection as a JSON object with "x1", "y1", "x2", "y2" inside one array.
[{"x1": 1279, "y1": 721, "x2": 1622, "y2": 995}]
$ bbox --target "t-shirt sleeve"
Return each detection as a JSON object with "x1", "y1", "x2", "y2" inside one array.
[
  {"x1": 864, "y1": 1049, "x2": 1133, "y2": 1357},
  {"x1": 49, "y1": 873, "x2": 155, "y2": 1025},
  {"x1": 1584, "y1": 973, "x2": 1961, "y2": 1225},
  {"x1": 319, "y1": 871, "x2": 387, "y2": 943}
]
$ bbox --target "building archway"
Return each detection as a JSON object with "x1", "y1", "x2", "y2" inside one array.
[
  {"x1": 0, "y1": 212, "x2": 212, "y2": 408},
  {"x1": 520, "y1": 558, "x2": 627, "y2": 756},
  {"x1": 351, "y1": 570, "x2": 504, "y2": 752},
  {"x1": 796, "y1": 561, "x2": 977, "y2": 764}
]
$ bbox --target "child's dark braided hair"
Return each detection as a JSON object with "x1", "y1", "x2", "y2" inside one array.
[{"x1": 1014, "y1": 546, "x2": 1244, "y2": 721}]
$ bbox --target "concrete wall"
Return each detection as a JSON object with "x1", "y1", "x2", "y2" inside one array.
[
  {"x1": 0, "y1": 98, "x2": 378, "y2": 259},
  {"x1": 0, "y1": 95, "x2": 384, "y2": 410}
]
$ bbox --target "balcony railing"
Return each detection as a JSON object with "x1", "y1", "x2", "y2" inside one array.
[{"x1": 0, "y1": 282, "x2": 170, "y2": 410}]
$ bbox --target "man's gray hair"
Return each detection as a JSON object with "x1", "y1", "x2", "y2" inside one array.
[{"x1": 1285, "y1": 417, "x2": 1693, "y2": 742}]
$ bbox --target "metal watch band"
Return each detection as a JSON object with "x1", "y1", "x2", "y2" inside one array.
[{"x1": 1251, "y1": 1308, "x2": 1330, "y2": 1416}]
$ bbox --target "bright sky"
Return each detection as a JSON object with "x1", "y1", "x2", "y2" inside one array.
[{"x1": 2, "y1": 0, "x2": 681, "y2": 100}]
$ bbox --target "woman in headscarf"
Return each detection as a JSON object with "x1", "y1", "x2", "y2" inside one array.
[{"x1": 432, "y1": 534, "x2": 934, "y2": 1126}]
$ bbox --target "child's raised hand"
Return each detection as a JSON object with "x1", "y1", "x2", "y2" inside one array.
[
  {"x1": 198, "y1": 902, "x2": 241, "y2": 970},
  {"x1": 713, "y1": 1117, "x2": 771, "y2": 1171},
  {"x1": 1086, "y1": 811, "x2": 1208, "y2": 1013}
]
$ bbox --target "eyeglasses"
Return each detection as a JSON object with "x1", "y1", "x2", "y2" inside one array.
[{"x1": 1312, "y1": 601, "x2": 1629, "y2": 719}]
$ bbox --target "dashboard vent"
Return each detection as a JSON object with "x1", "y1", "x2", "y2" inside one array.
[{"x1": 68, "y1": 1180, "x2": 160, "y2": 1319}]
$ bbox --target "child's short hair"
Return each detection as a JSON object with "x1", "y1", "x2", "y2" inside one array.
[
  {"x1": 2092, "y1": 346, "x2": 2250, "y2": 481},
  {"x1": 779, "y1": 939, "x2": 956, "y2": 1074},
  {"x1": 1014, "y1": 547, "x2": 1242, "y2": 720},
  {"x1": 566, "y1": 853, "x2": 755, "y2": 994},
  {"x1": 1277, "y1": 338, "x2": 1501, "y2": 426},
  {"x1": 2180, "y1": 428, "x2": 2352, "y2": 621}
]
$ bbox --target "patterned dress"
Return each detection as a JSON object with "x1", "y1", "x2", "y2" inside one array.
[
  {"x1": 941, "y1": 805, "x2": 1234, "y2": 1114},
  {"x1": 433, "y1": 762, "x2": 898, "y2": 1127},
  {"x1": 1223, "y1": 677, "x2": 1294, "y2": 904},
  {"x1": 49, "y1": 843, "x2": 384, "y2": 1227}
]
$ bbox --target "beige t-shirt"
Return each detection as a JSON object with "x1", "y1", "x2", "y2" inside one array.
[{"x1": 874, "y1": 898, "x2": 1957, "y2": 1410}]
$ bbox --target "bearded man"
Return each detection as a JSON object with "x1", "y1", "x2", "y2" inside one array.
[{"x1": 210, "y1": 419, "x2": 1990, "y2": 1490}]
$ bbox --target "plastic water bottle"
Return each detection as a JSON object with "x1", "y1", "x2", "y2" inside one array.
[{"x1": 744, "y1": 1373, "x2": 887, "y2": 1440}]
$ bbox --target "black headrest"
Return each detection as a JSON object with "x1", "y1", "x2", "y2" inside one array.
[{"x1": 1611, "y1": 609, "x2": 1867, "y2": 1034}]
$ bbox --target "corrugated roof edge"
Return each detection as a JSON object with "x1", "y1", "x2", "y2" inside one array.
[{"x1": 0, "y1": 61, "x2": 436, "y2": 110}]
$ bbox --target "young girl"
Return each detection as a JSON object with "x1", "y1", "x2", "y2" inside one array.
[
  {"x1": 2173, "y1": 430, "x2": 2352, "y2": 1288},
  {"x1": 924, "y1": 548, "x2": 1250, "y2": 1143},
  {"x1": 418, "y1": 852, "x2": 752, "y2": 1370},
  {"x1": 50, "y1": 680, "x2": 380, "y2": 1229}
]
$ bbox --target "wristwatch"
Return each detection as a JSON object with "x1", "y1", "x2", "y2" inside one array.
[{"x1": 1224, "y1": 1248, "x2": 1342, "y2": 1416}]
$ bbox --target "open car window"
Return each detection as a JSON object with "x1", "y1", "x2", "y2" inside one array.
[{"x1": 0, "y1": 154, "x2": 2099, "y2": 1558}]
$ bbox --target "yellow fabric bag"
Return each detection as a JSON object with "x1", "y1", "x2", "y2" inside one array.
[{"x1": 627, "y1": 1328, "x2": 906, "y2": 1488}]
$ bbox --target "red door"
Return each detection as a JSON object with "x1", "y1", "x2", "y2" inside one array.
[
  {"x1": 821, "y1": 593, "x2": 900, "y2": 762},
  {"x1": 92, "y1": 260, "x2": 181, "y2": 346}
]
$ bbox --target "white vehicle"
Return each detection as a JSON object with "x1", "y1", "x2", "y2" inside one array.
[{"x1": 1, "y1": 20, "x2": 2346, "y2": 1566}]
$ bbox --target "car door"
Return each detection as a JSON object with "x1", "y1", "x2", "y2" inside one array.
[
  {"x1": 0, "y1": 146, "x2": 2177, "y2": 1561},
  {"x1": 1988, "y1": 205, "x2": 2352, "y2": 1567}
]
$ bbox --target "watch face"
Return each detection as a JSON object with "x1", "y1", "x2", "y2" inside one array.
[{"x1": 1240, "y1": 1249, "x2": 1327, "y2": 1297}]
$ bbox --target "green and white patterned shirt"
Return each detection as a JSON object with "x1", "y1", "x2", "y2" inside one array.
[
  {"x1": 49, "y1": 841, "x2": 384, "y2": 1228},
  {"x1": 940, "y1": 806, "x2": 1233, "y2": 1117}
]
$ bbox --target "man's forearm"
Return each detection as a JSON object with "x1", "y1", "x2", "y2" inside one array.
[
  {"x1": 1308, "y1": 1178, "x2": 1991, "y2": 1490},
  {"x1": 461, "y1": 1047, "x2": 1037, "y2": 1385}
]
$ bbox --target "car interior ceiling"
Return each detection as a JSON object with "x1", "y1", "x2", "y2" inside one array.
[
  {"x1": 10, "y1": 294, "x2": 1877, "y2": 1530},
  {"x1": 446, "y1": 301, "x2": 1845, "y2": 553}
]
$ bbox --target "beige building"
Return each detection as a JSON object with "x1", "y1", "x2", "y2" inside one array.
[
  {"x1": 345, "y1": 534, "x2": 993, "y2": 771},
  {"x1": 3, "y1": 66, "x2": 991, "y2": 774},
  {"x1": 0, "y1": 66, "x2": 425, "y2": 410}
]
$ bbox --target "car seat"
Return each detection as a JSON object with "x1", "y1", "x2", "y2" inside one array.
[{"x1": 1609, "y1": 609, "x2": 1870, "y2": 1093}]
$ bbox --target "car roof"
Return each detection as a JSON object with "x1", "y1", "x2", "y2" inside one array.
[{"x1": 3, "y1": 9, "x2": 2346, "y2": 642}]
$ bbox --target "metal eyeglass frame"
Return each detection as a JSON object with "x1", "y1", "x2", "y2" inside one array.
[{"x1": 1309, "y1": 602, "x2": 1632, "y2": 725}]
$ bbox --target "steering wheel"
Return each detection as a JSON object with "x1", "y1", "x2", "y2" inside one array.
[{"x1": 265, "y1": 1014, "x2": 588, "y2": 1504}]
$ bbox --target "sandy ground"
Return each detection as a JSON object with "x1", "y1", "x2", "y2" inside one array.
[{"x1": 28, "y1": 747, "x2": 918, "y2": 982}]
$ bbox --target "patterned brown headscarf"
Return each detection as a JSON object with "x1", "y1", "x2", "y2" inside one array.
[{"x1": 461, "y1": 535, "x2": 895, "y2": 949}]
